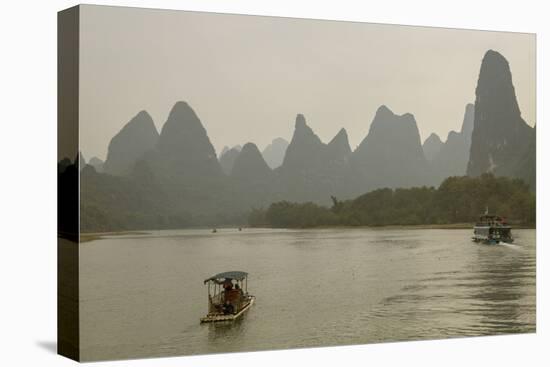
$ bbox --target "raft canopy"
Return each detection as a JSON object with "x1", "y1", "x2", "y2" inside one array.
[{"x1": 204, "y1": 271, "x2": 248, "y2": 284}]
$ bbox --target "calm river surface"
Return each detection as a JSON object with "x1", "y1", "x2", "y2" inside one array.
[{"x1": 80, "y1": 228, "x2": 536, "y2": 361}]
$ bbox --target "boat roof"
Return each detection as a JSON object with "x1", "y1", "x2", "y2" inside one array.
[{"x1": 204, "y1": 271, "x2": 248, "y2": 284}]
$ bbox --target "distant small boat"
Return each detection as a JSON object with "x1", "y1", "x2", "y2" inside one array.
[
  {"x1": 472, "y1": 213, "x2": 513, "y2": 244},
  {"x1": 200, "y1": 271, "x2": 255, "y2": 323}
]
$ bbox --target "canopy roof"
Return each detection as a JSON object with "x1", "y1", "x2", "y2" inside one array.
[{"x1": 204, "y1": 271, "x2": 248, "y2": 284}]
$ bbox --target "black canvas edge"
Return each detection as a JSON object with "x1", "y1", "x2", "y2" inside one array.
[{"x1": 57, "y1": 5, "x2": 81, "y2": 362}]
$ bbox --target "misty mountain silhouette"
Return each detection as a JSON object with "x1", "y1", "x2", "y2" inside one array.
[
  {"x1": 423, "y1": 133, "x2": 443, "y2": 161},
  {"x1": 513, "y1": 125, "x2": 536, "y2": 189},
  {"x1": 352, "y1": 105, "x2": 429, "y2": 190},
  {"x1": 327, "y1": 128, "x2": 352, "y2": 160},
  {"x1": 135, "y1": 102, "x2": 228, "y2": 220},
  {"x1": 220, "y1": 145, "x2": 242, "y2": 158},
  {"x1": 154, "y1": 101, "x2": 222, "y2": 178},
  {"x1": 281, "y1": 114, "x2": 325, "y2": 170},
  {"x1": 229, "y1": 143, "x2": 275, "y2": 209},
  {"x1": 78, "y1": 50, "x2": 535, "y2": 231},
  {"x1": 262, "y1": 138, "x2": 288, "y2": 169},
  {"x1": 429, "y1": 103, "x2": 475, "y2": 184},
  {"x1": 103, "y1": 110, "x2": 159, "y2": 176},
  {"x1": 467, "y1": 50, "x2": 534, "y2": 179},
  {"x1": 219, "y1": 148, "x2": 241, "y2": 175},
  {"x1": 88, "y1": 157, "x2": 104, "y2": 173},
  {"x1": 231, "y1": 143, "x2": 272, "y2": 182},
  {"x1": 274, "y1": 114, "x2": 356, "y2": 203}
]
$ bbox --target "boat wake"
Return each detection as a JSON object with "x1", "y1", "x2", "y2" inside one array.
[{"x1": 498, "y1": 242, "x2": 522, "y2": 250}]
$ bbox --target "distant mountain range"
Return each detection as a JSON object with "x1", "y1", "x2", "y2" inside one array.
[
  {"x1": 72, "y1": 50, "x2": 535, "y2": 231},
  {"x1": 262, "y1": 138, "x2": 288, "y2": 169},
  {"x1": 425, "y1": 103, "x2": 475, "y2": 184}
]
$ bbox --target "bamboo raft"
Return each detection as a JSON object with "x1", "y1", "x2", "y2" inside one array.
[
  {"x1": 200, "y1": 271, "x2": 255, "y2": 323},
  {"x1": 200, "y1": 296, "x2": 255, "y2": 323}
]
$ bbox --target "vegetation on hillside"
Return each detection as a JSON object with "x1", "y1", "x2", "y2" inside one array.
[{"x1": 248, "y1": 174, "x2": 535, "y2": 228}]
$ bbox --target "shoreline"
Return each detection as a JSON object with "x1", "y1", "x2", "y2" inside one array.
[
  {"x1": 79, "y1": 231, "x2": 150, "y2": 243},
  {"x1": 77, "y1": 223, "x2": 535, "y2": 241},
  {"x1": 247, "y1": 224, "x2": 535, "y2": 230},
  {"x1": 309, "y1": 223, "x2": 536, "y2": 230}
]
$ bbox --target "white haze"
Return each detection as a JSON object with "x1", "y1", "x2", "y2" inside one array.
[{"x1": 79, "y1": 5, "x2": 536, "y2": 160}]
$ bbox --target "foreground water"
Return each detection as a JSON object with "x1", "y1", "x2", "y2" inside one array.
[{"x1": 79, "y1": 228, "x2": 535, "y2": 361}]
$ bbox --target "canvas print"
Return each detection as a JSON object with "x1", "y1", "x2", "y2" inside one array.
[{"x1": 58, "y1": 4, "x2": 536, "y2": 362}]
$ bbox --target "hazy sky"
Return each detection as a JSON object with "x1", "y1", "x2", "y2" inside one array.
[{"x1": 79, "y1": 5, "x2": 535, "y2": 161}]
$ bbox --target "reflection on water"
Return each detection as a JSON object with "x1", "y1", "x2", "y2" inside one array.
[
  {"x1": 206, "y1": 316, "x2": 247, "y2": 344},
  {"x1": 79, "y1": 228, "x2": 535, "y2": 361}
]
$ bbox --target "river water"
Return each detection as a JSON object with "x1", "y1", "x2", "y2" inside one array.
[{"x1": 79, "y1": 228, "x2": 536, "y2": 361}]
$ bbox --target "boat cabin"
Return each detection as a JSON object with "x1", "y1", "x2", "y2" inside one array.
[
  {"x1": 476, "y1": 215, "x2": 507, "y2": 226},
  {"x1": 200, "y1": 271, "x2": 255, "y2": 323},
  {"x1": 473, "y1": 215, "x2": 513, "y2": 244}
]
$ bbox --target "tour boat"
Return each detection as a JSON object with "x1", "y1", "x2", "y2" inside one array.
[
  {"x1": 472, "y1": 213, "x2": 513, "y2": 244},
  {"x1": 200, "y1": 271, "x2": 255, "y2": 323}
]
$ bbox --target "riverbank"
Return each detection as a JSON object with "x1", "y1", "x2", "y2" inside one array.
[
  {"x1": 76, "y1": 222, "x2": 535, "y2": 242},
  {"x1": 252, "y1": 222, "x2": 535, "y2": 230},
  {"x1": 79, "y1": 231, "x2": 150, "y2": 243}
]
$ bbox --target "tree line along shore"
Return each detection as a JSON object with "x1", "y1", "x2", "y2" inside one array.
[{"x1": 247, "y1": 174, "x2": 535, "y2": 229}]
